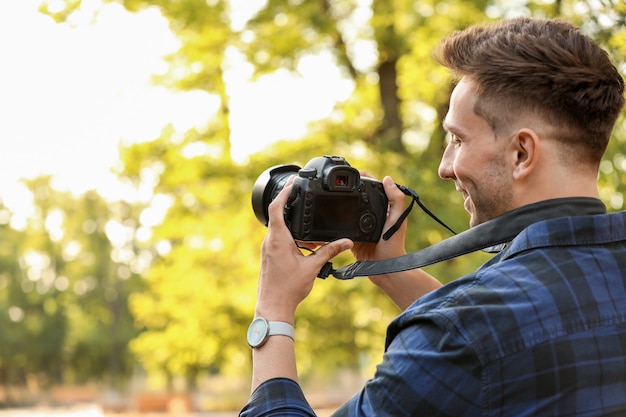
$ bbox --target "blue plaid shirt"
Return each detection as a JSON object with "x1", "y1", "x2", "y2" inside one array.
[{"x1": 241, "y1": 208, "x2": 626, "y2": 417}]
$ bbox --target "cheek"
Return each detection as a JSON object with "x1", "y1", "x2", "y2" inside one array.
[{"x1": 451, "y1": 152, "x2": 473, "y2": 181}]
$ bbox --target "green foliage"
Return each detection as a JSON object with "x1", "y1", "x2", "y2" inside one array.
[
  {"x1": 0, "y1": 179, "x2": 144, "y2": 395},
  {"x1": 21, "y1": 0, "x2": 626, "y2": 396}
]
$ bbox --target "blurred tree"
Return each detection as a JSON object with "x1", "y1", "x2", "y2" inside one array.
[
  {"x1": 57, "y1": 189, "x2": 144, "y2": 387},
  {"x1": 117, "y1": 123, "x2": 261, "y2": 389},
  {"x1": 0, "y1": 200, "x2": 30, "y2": 404},
  {"x1": 0, "y1": 178, "x2": 143, "y2": 399},
  {"x1": 37, "y1": 0, "x2": 626, "y2": 392}
]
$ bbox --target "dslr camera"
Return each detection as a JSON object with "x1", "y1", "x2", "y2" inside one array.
[{"x1": 252, "y1": 155, "x2": 388, "y2": 242}]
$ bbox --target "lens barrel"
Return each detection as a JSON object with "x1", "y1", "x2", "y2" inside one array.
[{"x1": 251, "y1": 164, "x2": 300, "y2": 226}]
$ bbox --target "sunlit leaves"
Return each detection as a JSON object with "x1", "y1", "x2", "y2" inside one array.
[
  {"x1": 32, "y1": 0, "x2": 626, "y2": 393},
  {"x1": 39, "y1": 0, "x2": 84, "y2": 23},
  {"x1": 0, "y1": 177, "x2": 145, "y2": 388}
]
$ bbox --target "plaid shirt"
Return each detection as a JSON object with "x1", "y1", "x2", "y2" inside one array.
[{"x1": 241, "y1": 208, "x2": 626, "y2": 417}]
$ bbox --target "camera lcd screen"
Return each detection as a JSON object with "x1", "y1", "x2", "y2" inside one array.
[{"x1": 313, "y1": 195, "x2": 359, "y2": 231}]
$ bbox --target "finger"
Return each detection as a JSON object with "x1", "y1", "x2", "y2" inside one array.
[
  {"x1": 383, "y1": 176, "x2": 407, "y2": 219},
  {"x1": 310, "y1": 239, "x2": 354, "y2": 265},
  {"x1": 267, "y1": 176, "x2": 295, "y2": 228}
]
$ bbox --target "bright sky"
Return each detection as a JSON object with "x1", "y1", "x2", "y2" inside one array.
[{"x1": 0, "y1": 0, "x2": 353, "y2": 214}]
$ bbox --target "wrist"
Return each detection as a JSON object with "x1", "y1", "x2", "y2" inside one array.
[
  {"x1": 254, "y1": 304, "x2": 296, "y2": 326},
  {"x1": 369, "y1": 273, "x2": 393, "y2": 287}
]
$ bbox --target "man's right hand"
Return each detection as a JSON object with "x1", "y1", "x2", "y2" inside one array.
[{"x1": 352, "y1": 175, "x2": 443, "y2": 310}]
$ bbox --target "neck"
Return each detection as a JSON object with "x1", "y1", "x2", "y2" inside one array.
[{"x1": 515, "y1": 163, "x2": 600, "y2": 207}]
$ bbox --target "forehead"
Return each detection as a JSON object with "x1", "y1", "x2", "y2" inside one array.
[{"x1": 443, "y1": 78, "x2": 491, "y2": 136}]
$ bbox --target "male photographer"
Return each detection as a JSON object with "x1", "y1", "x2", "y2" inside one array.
[{"x1": 240, "y1": 17, "x2": 626, "y2": 416}]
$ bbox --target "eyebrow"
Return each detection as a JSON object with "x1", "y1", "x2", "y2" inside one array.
[{"x1": 442, "y1": 119, "x2": 464, "y2": 136}]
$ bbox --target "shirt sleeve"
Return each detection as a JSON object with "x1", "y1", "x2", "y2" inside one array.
[
  {"x1": 240, "y1": 313, "x2": 482, "y2": 417},
  {"x1": 239, "y1": 377, "x2": 317, "y2": 417},
  {"x1": 332, "y1": 314, "x2": 483, "y2": 417}
]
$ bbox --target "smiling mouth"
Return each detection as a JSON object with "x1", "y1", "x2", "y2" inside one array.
[
  {"x1": 456, "y1": 187, "x2": 469, "y2": 201},
  {"x1": 456, "y1": 188, "x2": 471, "y2": 211}
]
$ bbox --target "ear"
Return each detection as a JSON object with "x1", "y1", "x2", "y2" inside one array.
[{"x1": 511, "y1": 128, "x2": 539, "y2": 181}]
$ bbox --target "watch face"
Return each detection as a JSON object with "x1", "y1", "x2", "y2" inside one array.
[{"x1": 247, "y1": 317, "x2": 269, "y2": 347}]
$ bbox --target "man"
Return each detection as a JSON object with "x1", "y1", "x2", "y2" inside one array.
[{"x1": 240, "y1": 17, "x2": 626, "y2": 416}]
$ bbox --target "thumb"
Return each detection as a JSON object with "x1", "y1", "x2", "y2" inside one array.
[
  {"x1": 312, "y1": 239, "x2": 354, "y2": 265},
  {"x1": 383, "y1": 176, "x2": 407, "y2": 223}
]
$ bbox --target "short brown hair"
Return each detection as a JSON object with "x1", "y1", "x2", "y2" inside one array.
[{"x1": 434, "y1": 17, "x2": 624, "y2": 164}]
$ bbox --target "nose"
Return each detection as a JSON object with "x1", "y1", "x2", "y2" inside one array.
[{"x1": 438, "y1": 143, "x2": 455, "y2": 180}]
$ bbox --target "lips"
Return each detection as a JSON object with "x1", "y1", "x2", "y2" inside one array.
[
  {"x1": 464, "y1": 196, "x2": 472, "y2": 212},
  {"x1": 456, "y1": 187, "x2": 470, "y2": 211}
]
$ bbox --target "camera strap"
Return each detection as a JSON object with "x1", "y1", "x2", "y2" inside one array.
[
  {"x1": 319, "y1": 197, "x2": 606, "y2": 280},
  {"x1": 381, "y1": 184, "x2": 457, "y2": 241}
]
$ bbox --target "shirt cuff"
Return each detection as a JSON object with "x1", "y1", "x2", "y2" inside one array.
[{"x1": 239, "y1": 377, "x2": 316, "y2": 417}]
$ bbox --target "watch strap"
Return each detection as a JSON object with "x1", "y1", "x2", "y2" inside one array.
[{"x1": 267, "y1": 321, "x2": 294, "y2": 340}]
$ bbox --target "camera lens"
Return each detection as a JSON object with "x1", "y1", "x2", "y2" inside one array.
[{"x1": 251, "y1": 164, "x2": 300, "y2": 226}]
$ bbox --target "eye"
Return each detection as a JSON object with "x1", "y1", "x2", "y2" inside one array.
[{"x1": 446, "y1": 132, "x2": 461, "y2": 146}]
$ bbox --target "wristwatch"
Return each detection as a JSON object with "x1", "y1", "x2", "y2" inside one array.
[{"x1": 247, "y1": 317, "x2": 294, "y2": 348}]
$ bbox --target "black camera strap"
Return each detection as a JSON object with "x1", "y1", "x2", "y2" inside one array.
[
  {"x1": 381, "y1": 184, "x2": 457, "y2": 240},
  {"x1": 318, "y1": 197, "x2": 606, "y2": 280}
]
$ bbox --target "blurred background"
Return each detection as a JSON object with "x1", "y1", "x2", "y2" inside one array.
[{"x1": 0, "y1": 0, "x2": 625, "y2": 414}]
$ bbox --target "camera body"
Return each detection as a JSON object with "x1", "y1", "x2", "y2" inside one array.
[{"x1": 252, "y1": 155, "x2": 388, "y2": 242}]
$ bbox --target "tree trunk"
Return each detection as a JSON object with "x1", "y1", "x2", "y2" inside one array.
[{"x1": 377, "y1": 58, "x2": 404, "y2": 153}]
